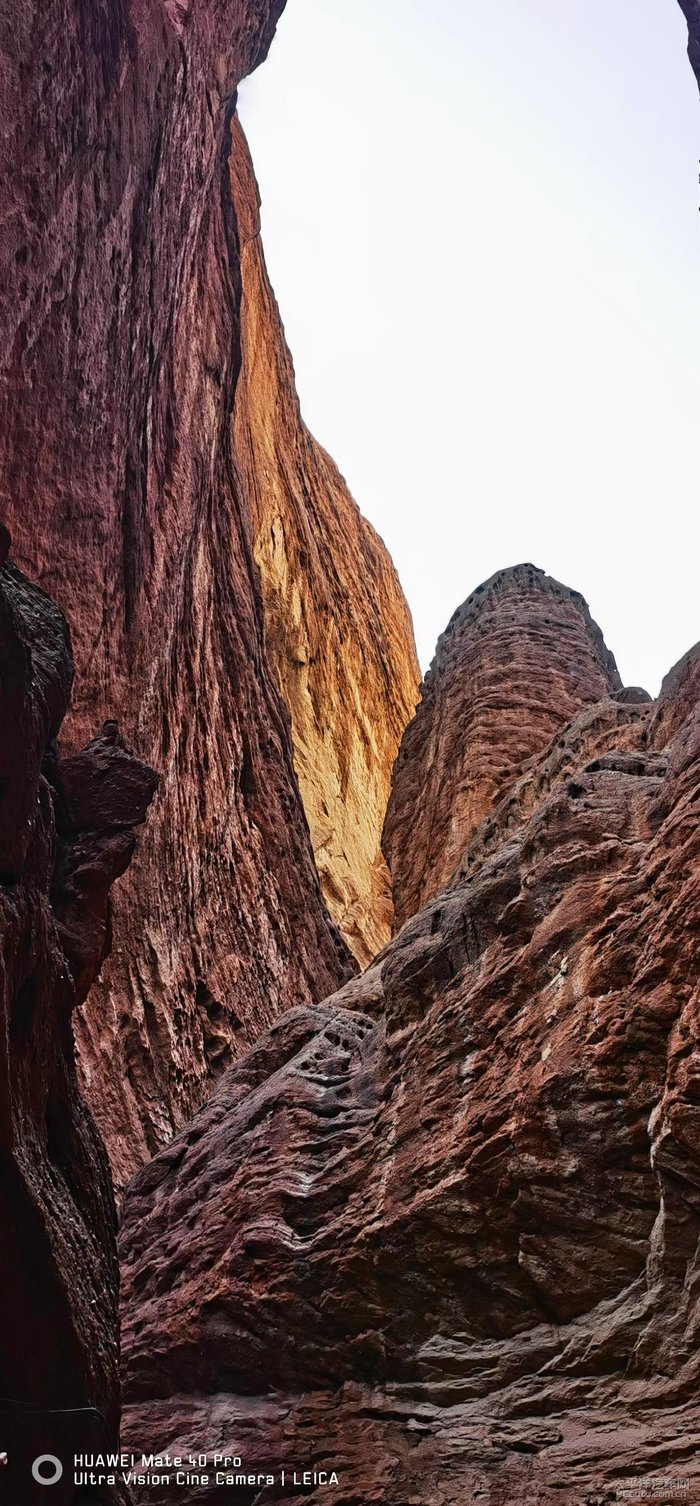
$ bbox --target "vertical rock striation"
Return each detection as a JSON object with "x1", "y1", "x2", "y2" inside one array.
[
  {"x1": 0, "y1": 0, "x2": 368, "y2": 1188},
  {"x1": 383, "y1": 564, "x2": 623, "y2": 929},
  {"x1": 0, "y1": 543, "x2": 155, "y2": 1503},
  {"x1": 0, "y1": 0, "x2": 418, "y2": 1187},
  {"x1": 230, "y1": 116, "x2": 420, "y2": 967}
]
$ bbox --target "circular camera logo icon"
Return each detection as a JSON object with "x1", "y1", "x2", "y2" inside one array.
[{"x1": 32, "y1": 1455, "x2": 64, "y2": 1486}]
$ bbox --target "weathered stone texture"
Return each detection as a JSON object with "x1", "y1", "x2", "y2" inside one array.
[
  {"x1": 0, "y1": 552, "x2": 154, "y2": 1504},
  {"x1": 120, "y1": 584, "x2": 700, "y2": 1503},
  {"x1": 230, "y1": 116, "x2": 420, "y2": 967},
  {"x1": 0, "y1": 0, "x2": 363, "y2": 1189},
  {"x1": 383, "y1": 564, "x2": 623, "y2": 929},
  {"x1": 0, "y1": 0, "x2": 420, "y2": 1188}
]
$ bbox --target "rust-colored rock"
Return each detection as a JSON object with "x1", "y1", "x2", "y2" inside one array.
[
  {"x1": 0, "y1": 552, "x2": 155, "y2": 1503},
  {"x1": 383, "y1": 564, "x2": 623, "y2": 929},
  {"x1": 0, "y1": 0, "x2": 419, "y2": 1187},
  {"x1": 0, "y1": 0, "x2": 365, "y2": 1189},
  {"x1": 230, "y1": 116, "x2": 420, "y2": 967},
  {"x1": 120, "y1": 583, "x2": 700, "y2": 1504}
]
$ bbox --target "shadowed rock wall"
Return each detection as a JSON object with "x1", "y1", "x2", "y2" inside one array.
[{"x1": 0, "y1": 542, "x2": 155, "y2": 1504}]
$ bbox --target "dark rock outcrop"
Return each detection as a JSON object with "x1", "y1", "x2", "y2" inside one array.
[
  {"x1": 383, "y1": 564, "x2": 623, "y2": 929},
  {"x1": 0, "y1": 0, "x2": 367, "y2": 1189},
  {"x1": 0, "y1": 550, "x2": 155, "y2": 1503},
  {"x1": 678, "y1": 0, "x2": 700, "y2": 86},
  {"x1": 120, "y1": 575, "x2": 700, "y2": 1504}
]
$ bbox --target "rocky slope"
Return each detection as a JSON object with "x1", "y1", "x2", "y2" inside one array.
[
  {"x1": 383, "y1": 564, "x2": 624, "y2": 930},
  {"x1": 0, "y1": 536, "x2": 155, "y2": 1504},
  {"x1": 119, "y1": 571, "x2": 700, "y2": 1504},
  {"x1": 0, "y1": 0, "x2": 427, "y2": 1188},
  {"x1": 230, "y1": 115, "x2": 420, "y2": 967}
]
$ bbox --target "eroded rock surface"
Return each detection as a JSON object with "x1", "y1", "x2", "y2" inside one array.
[
  {"x1": 231, "y1": 116, "x2": 420, "y2": 966},
  {"x1": 383, "y1": 564, "x2": 623, "y2": 930},
  {"x1": 385, "y1": 563, "x2": 626, "y2": 927},
  {"x1": 0, "y1": 0, "x2": 419, "y2": 1186},
  {"x1": 0, "y1": 0, "x2": 366, "y2": 1188},
  {"x1": 0, "y1": 550, "x2": 155, "y2": 1503},
  {"x1": 120, "y1": 581, "x2": 700, "y2": 1503}
]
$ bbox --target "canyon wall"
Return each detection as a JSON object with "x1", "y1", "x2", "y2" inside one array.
[
  {"x1": 3, "y1": 4, "x2": 699, "y2": 1501},
  {"x1": 383, "y1": 564, "x2": 624, "y2": 930},
  {"x1": 0, "y1": 539, "x2": 155, "y2": 1504},
  {"x1": 120, "y1": 572, "x2": 700, "y2": 1504},
  {"x1": 0, "y1": 0, "x2": 417, "y2": 1188},
  {"x1": 230, "y1": 116, "x2": 420, "y2": 967}
]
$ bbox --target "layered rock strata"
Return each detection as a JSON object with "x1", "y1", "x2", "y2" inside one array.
[
  {"x1": 120, "y1": 575, "x2": 700, "y2": 1504},
  {"x1": 0, "y1": 0, "x2": 375, "y2": 1188},
  {"x1": 230, "y1": 116, "x2": 420, "y2": 966},
  {"x1": 0, "y1": 0, "x2": 419, "y2": 1188},
  {"x1": 383, "y1": 564, "x2": 623, "y2": 929},
  {"x1": 0, "y1": 542, "x2": 155, "y2": 1504}
]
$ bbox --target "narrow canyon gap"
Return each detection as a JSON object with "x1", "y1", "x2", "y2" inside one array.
[
  {"x1": 0, "y1": 1, "x2": 699, "y2": 1504},
  {"x1": 0, "y1": 0, "x2": 418, "y2": 1189}
]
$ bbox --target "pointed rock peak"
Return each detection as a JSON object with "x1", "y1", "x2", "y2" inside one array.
[
  {"x1": 383, "y1": 563, "x2": 622, "y2": 928},
  {"x1": 437, "y1": 563, "x2": 621, "y2": 692},
  {"x1": 651, "y1": 640, "x2": 700, "y2": 749}
]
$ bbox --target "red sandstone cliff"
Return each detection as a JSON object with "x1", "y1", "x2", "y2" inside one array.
[
  {"x1": 120, "y1": 572, "x2": 700, "y2": 1504},
  {"x1": 0, "y1": 538, "x2": 155, "y2": 1504},
  {"x1": 0, "y1": 0, "x2": 418, "y2": 1189},
  {"x1": 2, "y1": 3, "x2": 699, "y2": 1501},
  {"x1": 0, "y1": 0, "x2": 356, "y2": 1189},
  {"x1": 230, "y1": 116, "x2": 420, "y2": 967}
]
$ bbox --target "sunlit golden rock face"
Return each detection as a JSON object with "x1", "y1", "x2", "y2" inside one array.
[
  {"x1": 0, "y1": 0, "x2": 416, "y2": 1187},
  {"x1": 230, "y1": 117, "x2": 420, "y2": 968},
  {"x1": 0, "y1": 0, "x2": 365, "y2": 1190}
]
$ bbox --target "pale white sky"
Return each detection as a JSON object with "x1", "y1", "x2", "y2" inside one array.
[{"x1": 240, "y1": 0, "x2": 700, "y2": 693}]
